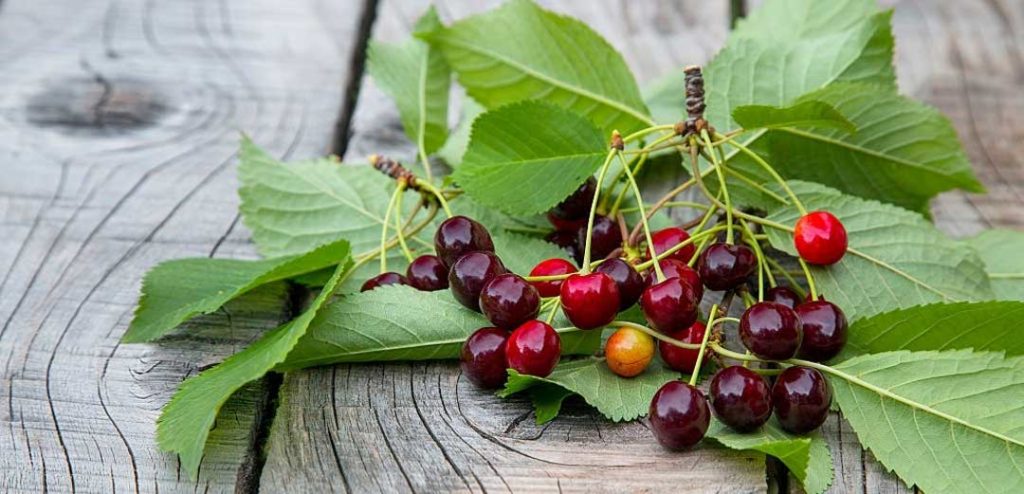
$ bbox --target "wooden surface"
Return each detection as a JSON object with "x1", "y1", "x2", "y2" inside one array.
[{"x1": 0, "y1": 0, "x2": 1021, "y2": 493}]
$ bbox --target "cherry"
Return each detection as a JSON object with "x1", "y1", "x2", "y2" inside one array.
[
  {"x1": 595, "y1": 258, "x2": 645, "y2": 310},
  {"x1": 405, "y1": 254, "x2": 449, "y2": 291},
  {"x1": 796, "y1": 300, "x2": 848, "y2": 362},
  {"x1": 449, "y1": 251, "x2": 506, "y2": 311},
  {"x1": 604, "y1": 327, "x2": 655, "y2": 377},
  {"x1": 709, "y1": 366, "x2": 773, "y2": 432},
  {"x1": 546, "y1": 212, "x2": 586, "y2": 233},
  {"x1": 549, "y1": 176, "x2": 596, "y2": 221},
  {"x1": 794, "y1": 211, "x2": 848, "y2": 265},
  {"x1": 506, "y1": 320, "x2": 561, "y2": 377},
  {"x1": 560, "y1": 272, "x2": 620, "y2": 330},
  {"x1": 578, "y1": 214, "x2": 622, "y2": 261},
  {"x1": 641, "y1": 277, "x2": 699, "y2": 332},
  {"x1": 697, "y1": 243, "x2": 757, "y2": 291},
  {"x1": 649, "y1": 381, "x2": 710, "y2": 450},
  {"x1": 460, "y1": 327, "x2": 509, "y2": 389},
  {"x1": 644, "y1": 258, "x2": 704, "y2": 302},
  {"x1": 544, "y1": 230, "x2": 582, "y2": 266},
  {"x1": 479, "y1": 274, "x2": 541, "y2": 330},
  {"x1": 434, "y1": 215, "x2": 495, "y2": 268},
  {"x1": 659, "y1": 322, "x2": 707, "y2": 373},
  {"x1": 739, "y1": 302, "x2": 802, "y2": 360},
  {"x1": 360, "y1": 272, "x2": 408, "y2": 292},
  {"x1": 765, "y1": 286, "x2": 801, "y2": 309},
  {"x1": 649, "y1": 227, "x2": 695, "y2": 263},
  {"x1": 528, "y1": 258, "x2": 577, "y2": 298},
  {"x1": 772, "y1": 366, "x2": 831, "y2": 434}
]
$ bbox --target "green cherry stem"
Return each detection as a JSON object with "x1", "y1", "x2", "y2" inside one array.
[
  {"x1": 613, "y1": 321, "x2": 703, "y2": 350},
  {"x1": 723, "y1": 166, "x2": 790, "y2": 205},
  {"x1": 689, "y1": 303, "x2": 719, "y2": 386},
  {"x1": 580, "y1": 147, "x2": 620, "y2": 273},
  {"x1": 764, "y1": 255, "x2": 808, "y2": 299},
  {"x1": 714, "y1": 132, "x2": 807, "y2": 215},
  {"x1": 700, "y1": 130, "x2": 734, "y2": 244},
  {"x1": 709, "y1": 342, "x2": 760, "y2": 363},
  {"x1": 622, "y1": 124, "x2": 677, "y2": 143},
  {"x1": 545, "y1": 298, "x2": 560, "y2": 324},
  {"x1": 378, "y1": 184, "x2": 404, "y2": 273},
  {"x1": 393, "y1": 185, "x2": 415, "y2": 262},
  {"x1": 738, "y1": 218, "x2": 768, "y2": 300},
  {"x1": 799, "y1": 257, "x2": 820, "y2": 300},
  {"x1": 634, "y1": 225, "x2": 728, "y2": 272},
  {"x1": 618, "y1": 151, "x2": 665, "y2": 282},
  {"x1": 627, "y1": 177, "x2": 698, "y2": 245},
  {"x1": 616, "y1": 201, "x2": 709, "y2": 215},
  {"x1": 417, "y1": 180, "x2": 453, "y2": 218},
  {"x1": 609, "y1": 131, "x2": 680, "y2": 215}
]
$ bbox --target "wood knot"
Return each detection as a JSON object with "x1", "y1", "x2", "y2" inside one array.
[{"x1": 25, "y1": 77, "x2": 168, "y2": 134}]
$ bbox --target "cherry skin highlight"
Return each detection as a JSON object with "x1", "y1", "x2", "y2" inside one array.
[
  {"x1": 604, "y1": 327, "x2": 655, "y2": 377},
  {"x1": 360, "y1": 272, "x2": 408, "y2": 292},
  {"x1": 506, "y1": 320, "x2": 561, "y2": 377},
  {"x1": 479, "y1": 273, "x2": 541, "y2": 330},
  {"x1": 794, "y1": 211, "x2": 848, "y2": 265},
  {"x1": 649, "y1": 381, "x2": 710, "y2": 450},
  {"x1": 460, "y1": 327, "x2": 509, "y2": 389},
  {"x1": 641, "y1": 277, "x2": 699, "y2": 333},
  {"x1": 529, "y1": 258, "x2": 577, "y2": 298},
  {"x1": 650, "y1": 227, "x2": 695, "y2": 263},
  {"x1": 595, "y1": 258, "x2": 645, "y2": 310},
  {"x1": 645, "y1": 258, "x2": 704, "y2": 302},
  {"x1": 739, "y1": 302, "x2": 802, "y2": 360},
  {"x1": 796, "y1": 300, "x2": 848, "y2": 362},
  {"x1": 406, "y1": 254, "x2": 449, "y2": 291},
  {"x1": 448, "y1": 251, "x2": 506, "y2": 311},
  {"x1": 579, "y1": 214, "x2": 623, "y2": 261},
  {"x1": 772, "y1": 366, "x2": 832, "y2": 434},
  {"x1": 559, "y1": 272, "x2": 620, "y2": 330},
  {"x1": 765, "y1": 286, "x2": 801, "y2": 309},
  {"x1": 434, "y1": 215, "x2": 495, "y2": 268},
  {"x1": 697, "y1": 243, "x2": 757, "y2": 291},
  {"x1": 709, "y1": 366, "x2": 773, "y2": 432},
  {"x1": 659, "y1": 322, "x2": 707, "y2": 373}
]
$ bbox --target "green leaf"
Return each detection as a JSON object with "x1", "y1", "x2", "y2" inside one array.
[
  {"x1": 278, "y1": 285, "x2": 601, "y2": 371},
  {"x1": 830, "y1": 350, "x2": 1024, "y2": 494},
  {"x1": 158, "y1": 244, "x2": 352, "y2": 478},
  {"x1": 764, "y1": 182, "x2": 992, "y2": 321},
  {"x1": 437, "y1": 98, "x2": 484, "y2": 168},
  {"x1": 122, "y1": 239, "x2": 351, "y2": 343},
  {"x1": 498, "y1": 359, "x2": 681, "y2": 422},
  {"x1": 493, "y1": 231, "x2": 571, "y2": 276},
  {"x1": 708, "y1": 420, "x2": 833, "y2": 494},
  {"x1": 841, "y1": 301, "x2": 1024, "y2": 359},
  {"x1": 424, "y1": 0, "x2": 651, "y2": 134},
  {"x1": 732, "y1": 100, "x2": 855, "y2": 133},
  {"x1": 965, "y1": 229, "x2": 1024, "y2": 300},
  {"x1": 642, "y1": 70, "x2": 685, "y2": 125},
  {"x1": 529, "y1": 384, "x2": 575, "y2": 425},
  {"x1": 367, "y1": 7, "x2": 450, "y2": 155},
  {"x1": 454, "y1": 101, "x2": 607, "y2": 216}
]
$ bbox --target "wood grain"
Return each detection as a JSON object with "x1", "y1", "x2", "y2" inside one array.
[{"x1": 0, "y1": 0, "x2": 369, "y2": 491}]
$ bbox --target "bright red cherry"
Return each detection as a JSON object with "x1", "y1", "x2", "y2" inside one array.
[
  {"x1": 361, "y1": 272, "x2": 408, "y2": 292},
  {"x1": 772, "y1": 366, "x2": 831, "y2": 434},
  {"x1": 595, "y1": 258, "x2": 645, "y2": 309},
  {"x1": 479, "y1": 274, "x2": 541, "y2": 330},
  {"x1": 765, "y1": 286, "x2": 801, "y2": 309},
  {"x1": 559, "y1": 272, "x2": 620, "y2": 330},
  {"x1": 434, "y1": 215, "x2": 495, "y2": 268},
  {"x1": 697, "y1": 243, "x2": 757, "y2": 291},
  {"x1": 641, "y1": 277, "x2": 699, "y2": 332},
  {"x1": 460, "y1": 327, "x2": 509, "y2": 389},
  {"x1": 549, "y1": 177, "x2": 597, "y2": 221},
  {"x1": 794, "y1": 211, "x2": 848, "y2": 265},
  {"x1": 528, "y1": 258, "x2": 577, "y2": 297},
  {"x1": 709, "y1": 366, "x2": 773, "y2": 432},
  {"x1": 644, "y1": 258, "x2": 704, "y2": 302},
  {"x1": 649, "y1": 381, "x2": 710, "y2": 450},
  {"x1": 544, "y1": 230, "x2": 583, "y2": 266},
  {"x1": 659, "y1": 322, "x2": 707, "y2": 373},
  {"x1": 406, "y1": 254, "x2": 449, "y2": 291},
  {"x1": 650, "y1": 227, "x2": 695, "y2": 263},
  {"x1": 506, "y1": 320, "x2": 561, "y2": 377},
  {"x1": 739, "y1": 302, "x2": 802, "y2": 360},
  {"x1": 578, "y1": 215, "x2": 622, "y2": 261},
  {"x1": 449, "y1": 251, "x2": 506, "y2": 311},
  {"x1": 796, "y1": 300, "x2": 848, "y2": 362}
]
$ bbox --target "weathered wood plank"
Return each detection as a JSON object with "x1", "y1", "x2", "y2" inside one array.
[
  {"x1": 259, "y1": 1, "x2": 771, "y2": 493},
  {"x1": 0, "y1": 0, "x2": 369, "y2": 492}
]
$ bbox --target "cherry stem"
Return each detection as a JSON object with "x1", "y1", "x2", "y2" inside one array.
[
  {"x1": 617, "y1": 201, "x2": 709, "y2": 215},
  {"x1": 393, "y1": 185, "x2": 415, "y2": 262},
  {"x1": 700, "y1": 130, "x2": 734, "y2": 244},
  {"x1": 606, "y1": 152, "x2": 645, "y2": 214},
  {"x1": 618, "y1": 151, "x2": 665, "y2": 282},
  {"x1": 378, "y1": 184, "x2": 405, "y2": 273},
  {"x1": 417, "y1": 180, "x2": 453, "y2": 218},
  {"x1": 688, "y1": 303, "x2": 719, "y2": 386},
  {"x1": 628, "y1": 177, "x2": 697, "y2": 245},
  {"x1": 764, "y1": 255, "x2": 808, "y2": 299},
  {"x1": 613, "y1": 321, "x2": 703, "y2": 350},
  {"x1": 714, "y1": 132, "x2": 807, "y2": 215},
  {"x1": 634, "y1": 226, "x2": 727, "y2": 272},
  {"x1": 580, "y1": 147, "x2": 620, "y2": 274},
  {"x1": 609, "y1": 131, "x2": 680, "y2": 215},
  {"x1": 723, "y1": 166, "x2": 790, "y2": 205},
  {"x1": 545, "y1": 298, "x2": 560, "y2": 325},
  {"x1": 799, "y1": 258, "x2": 820, "y2": 300},
  {"x1": 738, "y1": 218, "x2": 768, "y2": 301},
  {"x1": 622, "y1": 124, "x2": 677, "y2": 143}
]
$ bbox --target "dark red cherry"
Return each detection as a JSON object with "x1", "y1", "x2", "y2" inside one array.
[
  {"x1": 645, "y1": 258, "x2": 704, "y2": 302},
  {"x1": 546, "y1": 212, "x2": 587, "y2": 232},
  {"x1": 559, "y1": 272, "x2": 620, "y2": 330},
  {"x1": 460, "y1": 327, "x2": 509, "y2": 389},
  {"x1": 739, "y1": 302, "x2": 802, "y2": 360},
  {"x1": 649, "y1": 381, "x2": 710, "y2": 450},
  {"x1": 549, "y1": 176, "x2": 596, "y2": 221},
  {"x1": 544, "y1": 230, "x2": 582, "y2": 266},
  {"x1": 794, "y1": 211, "x2": 848, "y2": 265},
  {"x1": 641, "y1": 277, "x2": 699, "y2": 332},
  {"x1": 697, "y1": 242, "x2": 757, "y2": 291},
  {"x1": 650, "y1": 227, "x2": 695, "y2": 263},
  {"x1": 528, "y1": 258, "x2": 577, "y2": 298},
  {"x1": 595, "y1": 258, "x2": 645, "y2": 310},
  {"x1": 796, "y1": 300, "x2": 848, "y2": 362},
  {"x1": 659, "y1": 322, "x2": 707, "y2": 373},
  {"x1": 480, "y1": 274, "x2": 541, "y2": 330},
  {"x1": 434, "y1": 215, "x2": 495, "y2": 268},
  {"x1": 709, "y1": 366, "x2": 773, "y2": 432},
  {"x1": 506, "y1": 320, "x2": 561, "y2": 377},
  {"x1": 449, "y1": 251, "x2": 506, "y2": 311},
  {"x1": 772, "y1": 366, "x2": 831, "y2": 434},
  {"x1": 405, "y1": 254, "x2": 449, "y2": 291},
  {"x1": 360, "y1": 272, "x2": 408, "y2": 292},
  {"x1": 765, "y1": 286, "x2": 801, "y2": 309},
  {"x1": 578, "y1": 215, "x2": 622, "y2": 261}
]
